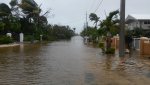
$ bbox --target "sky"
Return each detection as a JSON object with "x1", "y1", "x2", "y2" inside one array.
[{"x1": 1, "y1": 0, "x2": 150, "y2": 33}]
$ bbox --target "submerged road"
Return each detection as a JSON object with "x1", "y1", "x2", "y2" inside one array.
[{"x1": 0, "y1": 36, "x2": 150, "y2": 85}]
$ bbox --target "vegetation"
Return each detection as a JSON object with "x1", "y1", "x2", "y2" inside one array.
[
  {"x1": 80, "y1": 26, "x2": 98, "y2": 42},
  {"x1": 126, "y1": 27, "x2": 150, "y2": 38},
  {"x1": 100, "y1": 10, "x2": 119, "y2": 51},
  {"x1": 0, "y1": 35, "x2": 13, "y2": 44},
  {"x1": 98, "y1": 42, "x2": 105, "y2": 52},
  {"x1": 89, "y1": 13, "x2": 100, "y2": 28},
  {"x1": 105, "y1": 48, "x2": 115, "y2": 54},
  {"x1": 0, "y1": 0, "x2": 75, "y2": 43},
  {"x1": 81, "y1": 10, "x2": 119, "y2": 54}
]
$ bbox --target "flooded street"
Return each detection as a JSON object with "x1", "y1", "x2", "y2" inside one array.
[{"x1": 0, "y1": 36, "x2": 150, "y2": 85}]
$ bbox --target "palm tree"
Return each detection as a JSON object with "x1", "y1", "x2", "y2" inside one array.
[
  {"x1": 100, "y1": 10, "x2": 119, "y2": 50},
  {"x1": 19, "y1": 0, "x2": 48, "y2": 38},
  {"x1": 89, "y1": 13, "x2": 100, "y2": 29}
]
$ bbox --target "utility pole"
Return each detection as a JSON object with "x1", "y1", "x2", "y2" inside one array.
[
  {"x1": 85, "y1": 12, "x2": 88, "y2": 36},
  {"x1": 86, "y1": 12, "x2": 88, "y2": 29},
  {"x1": 119, "y1": 0, "x2": 126, "y2": 57}
]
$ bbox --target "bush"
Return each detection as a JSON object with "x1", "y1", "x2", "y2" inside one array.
[
  {"x1": 0, "y1": 36, "x2": 13, "y2": 44},
  {"x1": 99, "y1": 42, "x2": 105, "y2": 52},
  {"x1": 41, "y1": 35, "x2": 56, "y2": 41},
  {"x1": 105, "y1": 48, "x2": 115, "y2": 54},
  {"x1": 99, "y1": 42, "x2": 104, "y2": 48},
  {"x1": 24, "y1": 35, "x2": 33, "y2": 41}
]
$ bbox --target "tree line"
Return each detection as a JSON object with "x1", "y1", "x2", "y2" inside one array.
[{"x1": 0, "y1": 0, "x2": 75, "y2": 42}]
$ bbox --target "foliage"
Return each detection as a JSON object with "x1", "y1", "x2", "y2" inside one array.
[
  {"x1": 105, "y1": 48, "x2": 115, "y2": 54},
  {"x1": 89, "y1": 13, "x2": 100, "y2": 28},
  {"x1": 49, "y1": 25, "x2": 75, "y2": 39},
  {"x1": 24, "y1": 35, "x2": 33, "y2": 41},
  {"x1": 98, "y1": 42, "x2": 105, "y2": 52},
  {"x1": 80, "y1": 26, "x2": 98, "y2": 42},
  {"x1": 99, "y1": 42, "x2": 104, "y2": 48},
  {"x1": 0, "y1": 35, "x2": 13, "y2": 44},
  {"x1": 100, "y1": 10, "x2": 119, "y2": 36},
  {"x1": 10, "y1": 0, "x2": 18, "y2": 7},
  {"x1": 125, "y1": 27, "x2": 144, "y2": 37},
  {"x1": 0, "y1": 0, "x2": 75, "y2": 42},
  {"x1": 132, "y1": 27, "x2": 143, "y2": 37},
  {"x1": 0, "y1": 22, "x2": 5, "y2": 30},
  {"x1": 19, "y1": 0, "x2": 40, "y2": 14},
  {"x1": 100, "y1": 10, "x2": 119, "y2": 50},
  {"x1": 0, "y1": 3, "x2": 11, "y2": 16},
  {"x1": 144, "y1": 31, "x2": 150, "y2": 38}
]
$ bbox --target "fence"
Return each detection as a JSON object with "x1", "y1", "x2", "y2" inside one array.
[
  {"x1": 111, "y1": 36, "x2": 119, "y2": 49},
  {"x1": 112, "y1": 37, "x2": 141, "y2": 50},
  {"x1": 132, "y1": 38, "x2": 140, "y2": 50},
  {"x1": 140, "y1": 37, "x2": 150, "y2": 55},
  {"x1": 112, "y1": 36, "x2": 150, "y2": 55}
]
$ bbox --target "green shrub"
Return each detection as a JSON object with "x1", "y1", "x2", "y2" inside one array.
[
  {"x1": 105, "y1": 48, "x2": 115, "y2": 54},
  {"x1": 99, "y1": 42, "x2": 105, "y2": 52},
  {"x1": 0, "y1": 36, "x2": 13, "y2": 44},
  {"x1": 99, "y1": 42, "x2": 104, "y2": 48},
  {"x1": 24, "y1": 35, "x2": 33, "y2": 41},
  {"x1": 42, "y1": 35, "x2": 56, "y2": 41}
]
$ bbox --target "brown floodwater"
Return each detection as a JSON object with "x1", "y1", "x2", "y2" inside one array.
[{"x1": 0, "y1": 36, "x2": 150, "y2": 85}]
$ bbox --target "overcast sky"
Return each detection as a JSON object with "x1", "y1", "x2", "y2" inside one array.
[{"x1": 1, "y1": 0, "x2": 150, "y2": 33}]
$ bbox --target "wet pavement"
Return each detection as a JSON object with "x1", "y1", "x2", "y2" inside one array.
[{"x1": 0, "y1": 36, "x2": 150, "y2": 85}]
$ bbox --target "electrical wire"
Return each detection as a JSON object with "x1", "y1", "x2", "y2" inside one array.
[
  {"x1": 94, "y1": 0, "x2": 104, "y2": 13},
  {"x1": 88, "y1": 0, "x2": 97, "y2": 12}
]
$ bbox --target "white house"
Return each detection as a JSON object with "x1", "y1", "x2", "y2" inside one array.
[{"x1": 126, "y1": 14, "x2": 150, "y2": 30}]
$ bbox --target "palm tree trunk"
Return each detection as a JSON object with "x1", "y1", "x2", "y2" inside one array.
[{"x1": 106, "y1": 32, "x2": 112, "y2": 50}]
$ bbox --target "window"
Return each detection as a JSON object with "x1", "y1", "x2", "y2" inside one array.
[
  {"x1": 144, "y1": 20, "x2": 150, "y2": 24},
  {"x1": 148, "y1": 21, "x2": 150, "y2": 24}
]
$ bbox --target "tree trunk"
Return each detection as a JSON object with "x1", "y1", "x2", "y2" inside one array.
[
  {"x1": 106, "y1": 36, "x2": 112, "y2": 49},
  {"x1": 106, "y1": 32, "x2": 112, "y2": 50}
]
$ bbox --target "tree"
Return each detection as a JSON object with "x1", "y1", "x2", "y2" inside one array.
[
  {"x1": 19, "y1": 0, "x2": 49, "y2": 40},
  {"x1": 80, "y1": 26, "x2": 98, "y2": 42},
  {"x1": 0, "y1": 3, "x2": 12, "y2": 34},
  {"x1": 0, "y1": 3, "x2": 11, "y2": 16},
  {"x1": 89, "y1": 13, "x2": 100, "y2": 28},
  {"x1": 19, "y1": 0, "x2": 40, "y2": 14},
  {"x1": 10, "y1": 0, "x2": 18, "y2": 7},
  {"x1": 73, "y1": 28, "x2": 76, "y2": 32},
  {"x1": 100, "y1": 10, "x2": 119, "y2": 50}
]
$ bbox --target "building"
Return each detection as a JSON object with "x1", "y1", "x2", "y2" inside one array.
[{"x1": 126, "y1": 14, "x2": 150, "y2": 30}]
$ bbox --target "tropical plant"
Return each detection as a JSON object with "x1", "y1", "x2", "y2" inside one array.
[
  {"x1": 89, "y1": 13, "x2": 100, "y2": 28},
  {"x1": 100, "y1": 10, "x2": 119, "y2": 50}
]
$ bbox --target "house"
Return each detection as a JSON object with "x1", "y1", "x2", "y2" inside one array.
[{"x1": 126, "y1": 14, "x2": 150, "y2": 30}]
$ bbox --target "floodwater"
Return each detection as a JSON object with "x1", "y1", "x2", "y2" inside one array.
[{"x1": 0, "y1": 36, "x2": 150, "y2": 85}]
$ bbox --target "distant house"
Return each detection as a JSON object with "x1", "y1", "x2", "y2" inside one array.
[{"x1": 126, "y1": 14, "x2": 150, "y2": 30}]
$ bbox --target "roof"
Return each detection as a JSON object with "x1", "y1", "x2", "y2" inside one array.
[
  {"x1": 126, "y1": 14, "x2": 150, "y2": 20},
  {"x1": 126, "y1": 14, "x2": 150, "y2": 23}
]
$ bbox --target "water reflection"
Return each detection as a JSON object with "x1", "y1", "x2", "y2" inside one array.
[{"x1": 0, "y1": 36, "x2": 150, "y2": 85}]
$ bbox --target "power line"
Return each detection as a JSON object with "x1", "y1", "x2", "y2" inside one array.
[
  {"x1": 88, "y1": 0, "x2": 97, "y2": 12},
  {"x1": 94, "y1": 0, "x2": 104, "y2": 13}
]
